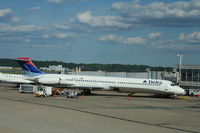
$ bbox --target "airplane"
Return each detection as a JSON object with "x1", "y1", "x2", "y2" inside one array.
[
  {"x1": 16, "y1": 57, "x2": 186, "y2": 97},
  {"x1": 0, "y1": 72, "x2": 34, "y2": 84}
]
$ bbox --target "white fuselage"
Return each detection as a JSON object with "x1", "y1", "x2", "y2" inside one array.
[
  {"x1": 26, "y1": 73, "x2": 185, "y2": 95},
  {"x1": 0, "y1": 73, "x2": 34, "y2": 84}
]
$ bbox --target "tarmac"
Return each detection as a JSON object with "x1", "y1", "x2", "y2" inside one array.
[{"x1": 0, "y1": 84, "x2": 200, "y2": 133}]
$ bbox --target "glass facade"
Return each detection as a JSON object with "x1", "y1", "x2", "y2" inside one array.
[
  {"x1": 176, "y1": 65, "x2": 200, "y2": 88},
  {"x1": 181, "y1": 69, "x2": 200, "y2": 82}
]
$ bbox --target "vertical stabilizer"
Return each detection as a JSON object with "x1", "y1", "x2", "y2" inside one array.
[{"x1": 17, "y1": 57, "x2": 43, "y2": 75}]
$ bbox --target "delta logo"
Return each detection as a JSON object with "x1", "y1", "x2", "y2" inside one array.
[{"x1": 143, "y1": 80, "x2": 162, "y2": 86}]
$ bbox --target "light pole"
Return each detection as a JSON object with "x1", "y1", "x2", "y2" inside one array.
[
  {"x1": 177, "y1": 53, "x2": 183, "y2": 84},
  {"x1": 146, "y1": 68, "x2": 151, "y2": 79}
]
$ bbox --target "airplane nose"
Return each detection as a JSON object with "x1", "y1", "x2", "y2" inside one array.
[
  {"x1": 182, "y1": 89, "x2": 186, "y2": 95},
  {"x1": 179, "y1": 87, "x2": 186, "y2": 95}
]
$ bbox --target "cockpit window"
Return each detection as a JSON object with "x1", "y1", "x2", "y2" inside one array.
[{"x1": 170, "y1": 82, "x2": 178, "y2": 86}]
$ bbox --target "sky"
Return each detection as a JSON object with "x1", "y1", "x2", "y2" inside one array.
[{"x1": 0, "y1": 0, "x2": 200, "y2": 67}]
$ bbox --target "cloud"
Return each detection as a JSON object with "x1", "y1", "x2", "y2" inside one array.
[
  {"x1": 42, "y1": 34, "x2": 50, "y2": 39},
  {"x1": 124, "y1": 37, "x2": 147, "y2": 45},
  {"x1": 154, "y1": 43, "x2": 200, "y2": 51},
  {"x1": 76, "y1": 11, "x2": 131, "y2": 28},
  {"x1": 31, "y1": 43, "x2": 72, "y2": 49},
  {"x1": 0, "y1": 24, "x2": 43, "y2": 32},
  {"x1": 31, "y1": 44, "x2": 55, "y2": 48},
  {"x1": 11, "y1": 17, "x2": 20, "y2": 22},
  {"x1": 111, "y1": 0, "x2": 200, "y2": 27},
  {"x1": 179, "y1": 32, "x2": 200, "y2": 44},
  {"x1": 46, "y1": 0, "x2": 89, "y2": 4},
  {"x1": 99, "y1": 33, "x2": 200, "y2": 51},
  {"x1": 65, "y1": 0, "x2": 200, "y2": 33},
  {"x1": 111, "y1": 0, "x2": 140, "y2": 11},
  {"x1": 46, "y1": 0, "x2": 64, "y2": 4},
  {"x1": 27, "y1": 6, "x2": 41, "y2": 11},
  {"x1": 54, "y1": 24, "x2": 71, "y2": 30},
  {"x1": 99, "y1": 34, "x2": 147, "y2": 45},
  {"x1": 148, "y1": 32, "x2": 162, "y2": 39},
  {"x1": 76, "y1": 11, "x2": 92, "y2": 24},
  {"x1": 41, "y1": 32, "x2": 77, "y2": 39},
  {"x1": 99, "y1": 34, "x2": 123, "y2": 43},
  {"x1": 55, "y1": 32, "x2": 77, "y2": 39},
  {"x1": 0, "y1": 8, "x2": 20, "y2": 22},
  {"x1": 53, "y1": 0, "x2": 200, "y2": 33},
  {"x1": 0, "y1": 9, "x2": 12, "y2": 17},
  {"x1": 24, "y1": 39, "x2": 31, "y2": 43}
]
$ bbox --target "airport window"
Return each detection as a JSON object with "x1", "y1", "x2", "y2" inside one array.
[
  {"x1": 187, "y1": 70, "x2": 192, "y2": 81},
  {"x1": 197, "y1": 70, "x2": 200, "y2": 82},
  {"x1": 181, "y1": 72, "x2": 187, "y2": 81},
  {"x1": 180, "y1": 68, "x2": 200, "y2": 84},
  {"x1": 193, "y1": 71, "x2": 198, "y2": 82}
]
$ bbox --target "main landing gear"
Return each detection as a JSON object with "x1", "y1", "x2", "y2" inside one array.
[
  {"x1": 81, "y1": 89, "x2": 92, "y2": 95},
  {"x1": 171, "y1": 94, "x2": 177, "y2": 99}
]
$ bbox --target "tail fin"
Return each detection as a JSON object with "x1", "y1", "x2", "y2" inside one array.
[{"x1": 17, "y1": 57, "x2": 44, "y2": 75}]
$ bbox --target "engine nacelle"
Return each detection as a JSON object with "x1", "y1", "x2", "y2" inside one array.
[{"x1": 35, "y1": 78, "x2": 60, "y2": 84}]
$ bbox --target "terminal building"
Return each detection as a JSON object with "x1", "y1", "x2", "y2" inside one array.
[
  {"x1": 40, "y1": 65, "x2": 65, "y2": 72},
  {"x1": 176, "y1": 65, "x2": 200, "y2": 95}
]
